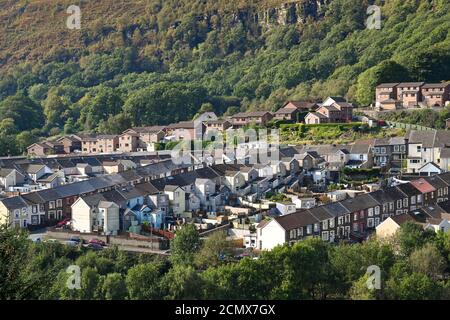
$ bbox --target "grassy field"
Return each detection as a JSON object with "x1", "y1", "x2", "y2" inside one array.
[{"x1": 279, "y1": 123, "x2": 406, "y2": 145}]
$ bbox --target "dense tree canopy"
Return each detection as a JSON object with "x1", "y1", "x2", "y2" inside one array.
[
  {"x1": 0, "y1": 0, "x2": 449, "y2": 155},
  {"x1": 2, "y1": 220, "x2": 450, "y2": 300}
]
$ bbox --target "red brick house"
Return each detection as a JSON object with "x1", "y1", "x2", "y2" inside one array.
[
  {"x1": 273, "y1": 107, "x2": 300, "y2": 121},
  {"x1": 230, "y1": 111, "x2": 273, "y2": 127},
  {"x1": 396, "y1": 82, "x2": 425, "y2": 108},
  {"x1": 282, "y1": 101, "x2": 319, "y2": 112},
  {"x1": 421, "y1": 83, "x2": 450, "y2": 107}
]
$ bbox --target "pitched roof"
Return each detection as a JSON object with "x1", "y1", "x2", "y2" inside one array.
[
  {"x1": 410, "y1": 178, "x2": 436, "y2": 194},
  {"x1": 306, "y1": 112, "x2": 328, "y2": 119},
  {"x1": 398, "y1": 82, "x2": 425, "y2": 87},
  {"x1": 283, "y1": 101, "x2": 319, "y2": 109},
  {"x1": 274, "y1": 210, "x2": 319, "y2": 230},
  {"x1": 339, "y1": 194, "x2": 380, "y2": 212},
  {"x1": 231, "y1": 111, "x2": 272, "y2": 118},
  {"x1": 274, "y1": 107, "x2": 297, "y2": 115},
  {"x1": 396, "y1": 183, "x2": 422, "y2": 197},
  {"x1": 1, "y1": 196, "x2": 29, "y2": 210},
  {"x1": 422, "y1": 82, "x2": 450, "y2": 89},
  {"x1": 376, "y1": 83, "x2": 399, "y2": 88}
]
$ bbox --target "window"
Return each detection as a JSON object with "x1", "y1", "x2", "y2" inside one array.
[
  {"x1": 417, "y1": 194, "x2": 423, "y2": 203},
  {"x1": 403, "y1": 198, "x2": 408, "y2": 207},
  {"x1": 353, "y1": 223, "x2": 359, "y2": 232},
  {"x1": 298, "y1": 228, "x2": 303, "y2": 237},
  {"x1": 417, "y1": 146, "x2": 421, "y2": 152},
  {"x1": 354, "y1": 213, "x2": 358, "y2": 221},
  {"x1": 367, "y1": 218, "x2": 375, "y2": 228},
  {"x1": 375, "y1": 218, "x2": 380, "y2": 226},
  {"x1": 314, "y1": 223, "x2": 319, "y2": 233},
  {"x1": 389, "y1": 202, "x2": 394, "y2": 211},
  {"x1": 338, "y1": 216, "x2": 344, "y2": 225},
  {"x1": 306, "y1": 225, "x2": 312, "y2": 235},
  {"x1": 56, "y1": 199, "x2": 62, "y2": 207},
  {"x1": 345, "y1": 214, "x2": 350, "y2": 223},
  {"x1": 397, "y1": 200, "x2": 402, "y2": 208},
  {"x1": 322, "y1": 220, "x2": 328, "y2": 230},
  {"x1": 411, "y1": 196, "x2": 416, "y2": 205},
  {"x1": 368, "y1": 208, "x2": 374, "y2": 217},
  {"x1": 375, "y1": 206, "x2": 380, "y2": 215},
  {"x1": 329, "y1": 219, "x2": 335, "y2": 228},
  {"x1": 322, "y1": 231, "x2": 329, "y2": 241},
  {"x1": 345, "y1": 226, "x2": 351, "y2": 237},
  {"x1": 32, "y1": 205, "x2": 37, "y2": 213},
  {"x1": 290, "y1": 230, "x2": 296, "y2": 239},
  {"x1": 49, "y1": 201, "x2": 55, "y2": 209}
]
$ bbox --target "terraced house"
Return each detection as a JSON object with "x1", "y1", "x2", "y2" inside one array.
[{"x1": 257, "y1": 171, "x2": 450, "y2": 250}]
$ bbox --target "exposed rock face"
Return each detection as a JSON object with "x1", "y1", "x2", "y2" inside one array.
[
  {"x1": 176, "y1": 1, "x2": 330, "y2": 32},
  {"x1": 253, "y1": 0, "x2": 329, "y2": 29}
]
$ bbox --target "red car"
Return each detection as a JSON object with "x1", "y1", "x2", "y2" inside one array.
[
  {"x1": 88, "y1": 238, "x2": 106, "y2": 246},
  {"x1": 56, "y1": 218, "x2": 71, "y2": 228}
]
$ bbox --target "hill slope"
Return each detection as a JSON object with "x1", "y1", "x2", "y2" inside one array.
[{"x1": 0, "y1": 0, "x2": 449, "y2": 155}]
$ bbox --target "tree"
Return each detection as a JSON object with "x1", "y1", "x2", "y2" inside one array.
[
  {"x1": 409, "y1": 243, "x2": 447, "y2": 280},
  {"x1": 355, "y1": 61, "x2": 410, "y2": 106},
  {"x1": 97, "y1": 113, "x2": 132, "y2": 134},
  {"x1": 170, "y1": 224, "x2": 201, "y2": 266},
  {"x1": 78, "y1": 86, "x2": 123, "y2": 131},
  {"x1": 16, "y1": 131, "x2": 38, "y2": 155},
  {"x1": 396, "y1": 222, "x2": 435, "y2": 257},
  {"x1": 0, "y1": 118, "x2": 17, "y2": 136},
  {"x1": 126, "y1": 262, "x2": 161, "y2": 299},
  {"x1": 101, "y1": 273, "x2": 128, "y2": 300},
  {"x1": 195, "y1": 231, "x2": 232, "y2": 269},
  {"x1": 385, "y1": 273, "x2": 441, "y2": 300},
  {"x1": 349, "y1": 274, "x2": 377, "y2": 300},
  {"x1": 43, "y1": 90, "x2": 71, "y2": 128},
  {"x1": 0, "y1": 92, "x2": 44, "y2": 131},
  {"x1": 0, "y1": 225, "x2": 32, "y2": 299},
  {"x1": 160, "y1": 265, "x2": 203, "y2": 300},
  {"x1": 123, "y1": 82, "x2": 207, "y2": 126}
]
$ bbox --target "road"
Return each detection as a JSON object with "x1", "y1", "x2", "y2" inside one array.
[{"x1": 27, "y1": 229, "x2": 169, "y2": 255}]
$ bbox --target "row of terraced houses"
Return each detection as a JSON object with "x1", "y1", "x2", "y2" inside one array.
[{"x1": 257, "y1": 172, "x2": 450, "y2": 250}]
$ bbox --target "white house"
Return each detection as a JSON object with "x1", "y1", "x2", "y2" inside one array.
[
  {"x1": 256, "y1": 219, "x2": 286, "y2": 250},
  {"x1": 288, "y1": 195, "x2": 316, "y2": 209},
  {"x1": 0, "y1": 169, "x2": 25, "y2": 190},
  {"x1": 275, "y1": 202, "x2": 297, "y2": 216},
  {"x1": 406, "y1": 130, "x2": 450, "y2": 174},
  {"x1": 164, "y1": 185, "x2": 186, "y2": 216},
  {"x1": 424, "y1": 218, "x2": 450, "y2": 233},
  {"x1": 71, "y1": 197, "x2": 120, "y2": 235}
]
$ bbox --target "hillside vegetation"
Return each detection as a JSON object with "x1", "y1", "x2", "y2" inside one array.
[{"x1": 0, "y1": 0, "x2": 449, "y2": 155}]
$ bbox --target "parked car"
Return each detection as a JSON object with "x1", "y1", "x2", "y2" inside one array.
[
  {"x1": 69, "y1": 236, "x2": 83, "y2": 243},
  {"x1": 86, "y1": 243, "x2": 103, "y2": 251},
  {"x1": 88, "y1": 238, "x2": 106, "y2": 246},
  {"x1": 65, "y1": 240, "x2": 79, "y2": 247},
  {"x1": 56, "y1": 218, "x2": 71, "y2": 228}
]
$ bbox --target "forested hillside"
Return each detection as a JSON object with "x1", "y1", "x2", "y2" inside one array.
[{"x1": 0, "y1": 0, "x2": 449, "y2": 155}]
